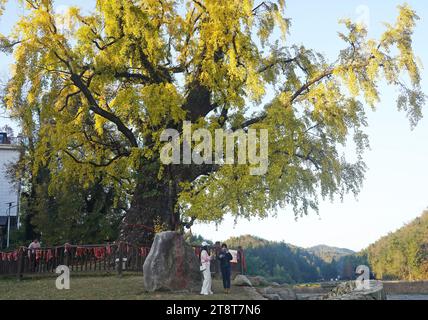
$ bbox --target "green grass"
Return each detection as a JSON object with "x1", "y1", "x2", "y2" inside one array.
[{"x1": 0, "y1": 273, "x2": 252, "y2": 300}]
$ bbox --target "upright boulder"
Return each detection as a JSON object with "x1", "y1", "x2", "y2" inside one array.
[{"x1": 143, "y1": 231, "x2": 201, "y2": 292}]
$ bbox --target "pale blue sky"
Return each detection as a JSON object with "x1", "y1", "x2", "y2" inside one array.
[
  {"x1": 1, "y1": 1, "x2": 427, "y2": 251},
  {"x1": 195, "y1": 0, "x2": 428, "y2": 251}
]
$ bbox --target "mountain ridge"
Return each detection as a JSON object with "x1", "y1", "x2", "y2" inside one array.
[
  {"x1": 306, "y1": 245, "x2": 355, "y2": 263},
  {"x1": 220, "y1": 209, "x2": 428, "y2": 282}
]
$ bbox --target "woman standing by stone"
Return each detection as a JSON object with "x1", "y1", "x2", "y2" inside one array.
[
  {"x1": 200, "y1": 242, "x2": 213, "y2": 295},
  {"x1": 218, "y1": 243, "x2": 233, "y2": 294}
]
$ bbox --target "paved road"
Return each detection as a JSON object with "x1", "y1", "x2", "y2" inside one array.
[{"x1": 387, "y1": 294, "x2": 428, "y2": 300}]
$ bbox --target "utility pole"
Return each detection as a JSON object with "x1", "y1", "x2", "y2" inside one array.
[{"x1": 6, "y1": 202, "x2": 14, "y2": 248}]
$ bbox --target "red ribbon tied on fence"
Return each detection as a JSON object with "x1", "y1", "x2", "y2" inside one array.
[
  {"x1": 35, "y1": 249, "x2": 42, "y2": 261},
  {"x1": 2, "y1": 251, "x2": 18, "y2": 261},
  {"x1": 76, "y1": 247, "x2": 87, "y2": 257},
  {"x1": 94, "y1": 247, "x2": 106, "y2": 259},
  {"x1": 45, "y1": 249, "x2": 54, "y2": 262},
  {"x1": 139, "y1": 246, "x2": 150, "y2": 257},
  {"x1": 0, "y1": 250, "x2": 19, "y2": 261}
]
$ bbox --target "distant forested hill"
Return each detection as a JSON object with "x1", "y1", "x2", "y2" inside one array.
[
  {"x1": 198, "y1": 209, "x2": 428, "y2": 283},
  {"x1": 224, "y1": 235, "x2": 338, "y2": 283},
  {"x1": 365, "y1": 210, "x2": 428, "y2": 280},
  {"x1": 307, "y1": 245, "x2": 355, "y2": 263},
  {"x1": 224, "y1": 235, "x2": 270, "y2": 249}
]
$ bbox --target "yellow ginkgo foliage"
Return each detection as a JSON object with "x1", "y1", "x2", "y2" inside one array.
[{"x1": 0, "y1": 1, "x2": 425, "y2": 244}]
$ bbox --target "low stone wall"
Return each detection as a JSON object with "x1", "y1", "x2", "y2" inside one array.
[
  {"x1": 296, "y1": 280, "x2": 428, "y2": 299},
  {"x1": 323, "y1": 280, "x2": 386, "y2": 300},
  {"x1": 295, "y1": 281, "x2": 386, "y2": 300},
  {"x1": 252, "y1": 279, "x2": 389, "y2": 300},
  {"x1": 383, "y1": 281, "x2": 428, "y2": 295}
]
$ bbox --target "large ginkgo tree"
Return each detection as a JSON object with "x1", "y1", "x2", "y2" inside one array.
[{"x1": 0, "y1": 0, "x2": 425, "y2": 244}]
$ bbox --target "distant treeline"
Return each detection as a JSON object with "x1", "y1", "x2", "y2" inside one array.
[
  {"x1": 219, "y1": 209, "x2": 428, "y2": 283},
  {"x1": 223, "y1": 235, "x2": 363, "y2": 284}
]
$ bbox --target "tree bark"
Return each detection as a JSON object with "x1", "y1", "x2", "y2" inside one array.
[
  {"x1": 119, "y1": 78, "x2": 217, "y2": 245},
  {"x1": 120, "y1": 161, "x2": 179, "y2": 245}
]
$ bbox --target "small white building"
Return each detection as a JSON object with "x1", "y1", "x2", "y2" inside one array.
[{"x1": 0, "y1": 133, "x2": 21, "y2": 248}]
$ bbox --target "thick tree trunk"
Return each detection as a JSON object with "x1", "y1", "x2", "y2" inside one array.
[
  {"x1": 119, "y1": 161, "x2": 217, "y2": 244},
  {"x1": 118, "y1": 79, "x2": 216, "y2": 245},
  {"x1": 120, "y1": 163, "x2": 180, "y2": 245}
]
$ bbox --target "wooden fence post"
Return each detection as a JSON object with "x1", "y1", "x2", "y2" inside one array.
[
  {"x1": 117, "y1": 242, "x2": 123, "y2": 277},
  {"x1": 238, "y1": 246, "x2": 244, "y2": 275},
  {"x1": 16, "y1": 247, "x2": 24, "y2": 281},
  {"x1": 0, "y1": 242, "x2": 152, "y2": 277},
  {"x1": 64, "y1": 243, "x2": 70, "y2": 267}
]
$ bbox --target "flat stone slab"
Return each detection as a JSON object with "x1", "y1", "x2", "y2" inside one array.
[{"x1": 325, "y1": 280, "x2": 386, "y2": 300}]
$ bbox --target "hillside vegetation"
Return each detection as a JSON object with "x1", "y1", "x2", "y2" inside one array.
[
  {"x1": 225, "y1": 235, "x2": 340, "y2": 283},
  {"x1": 365, "y1": 210, "x2": 428, "y2": 280},
  {"x1": 307, "y1": 245, "x2": 355, "y2": 263},
  {"x1": 223, "y1": 210, "x2": 428, "y2": 282}
]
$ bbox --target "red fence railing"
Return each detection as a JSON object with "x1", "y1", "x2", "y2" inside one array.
[
  {"x1": 0, "y1": 243, "x2": 246, "y2": 278},
  {"x1": 0, "y1": 243, "x2": 150, "y2": 278}
]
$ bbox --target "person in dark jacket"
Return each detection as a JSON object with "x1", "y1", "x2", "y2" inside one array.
[{"x1": 218, "y1": 243, "x2": 233, "y2": 294}]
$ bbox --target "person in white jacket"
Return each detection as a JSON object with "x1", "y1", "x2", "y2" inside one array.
[{"x1": 200, "y1": 241, "x2": 213, "y2": 295}]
